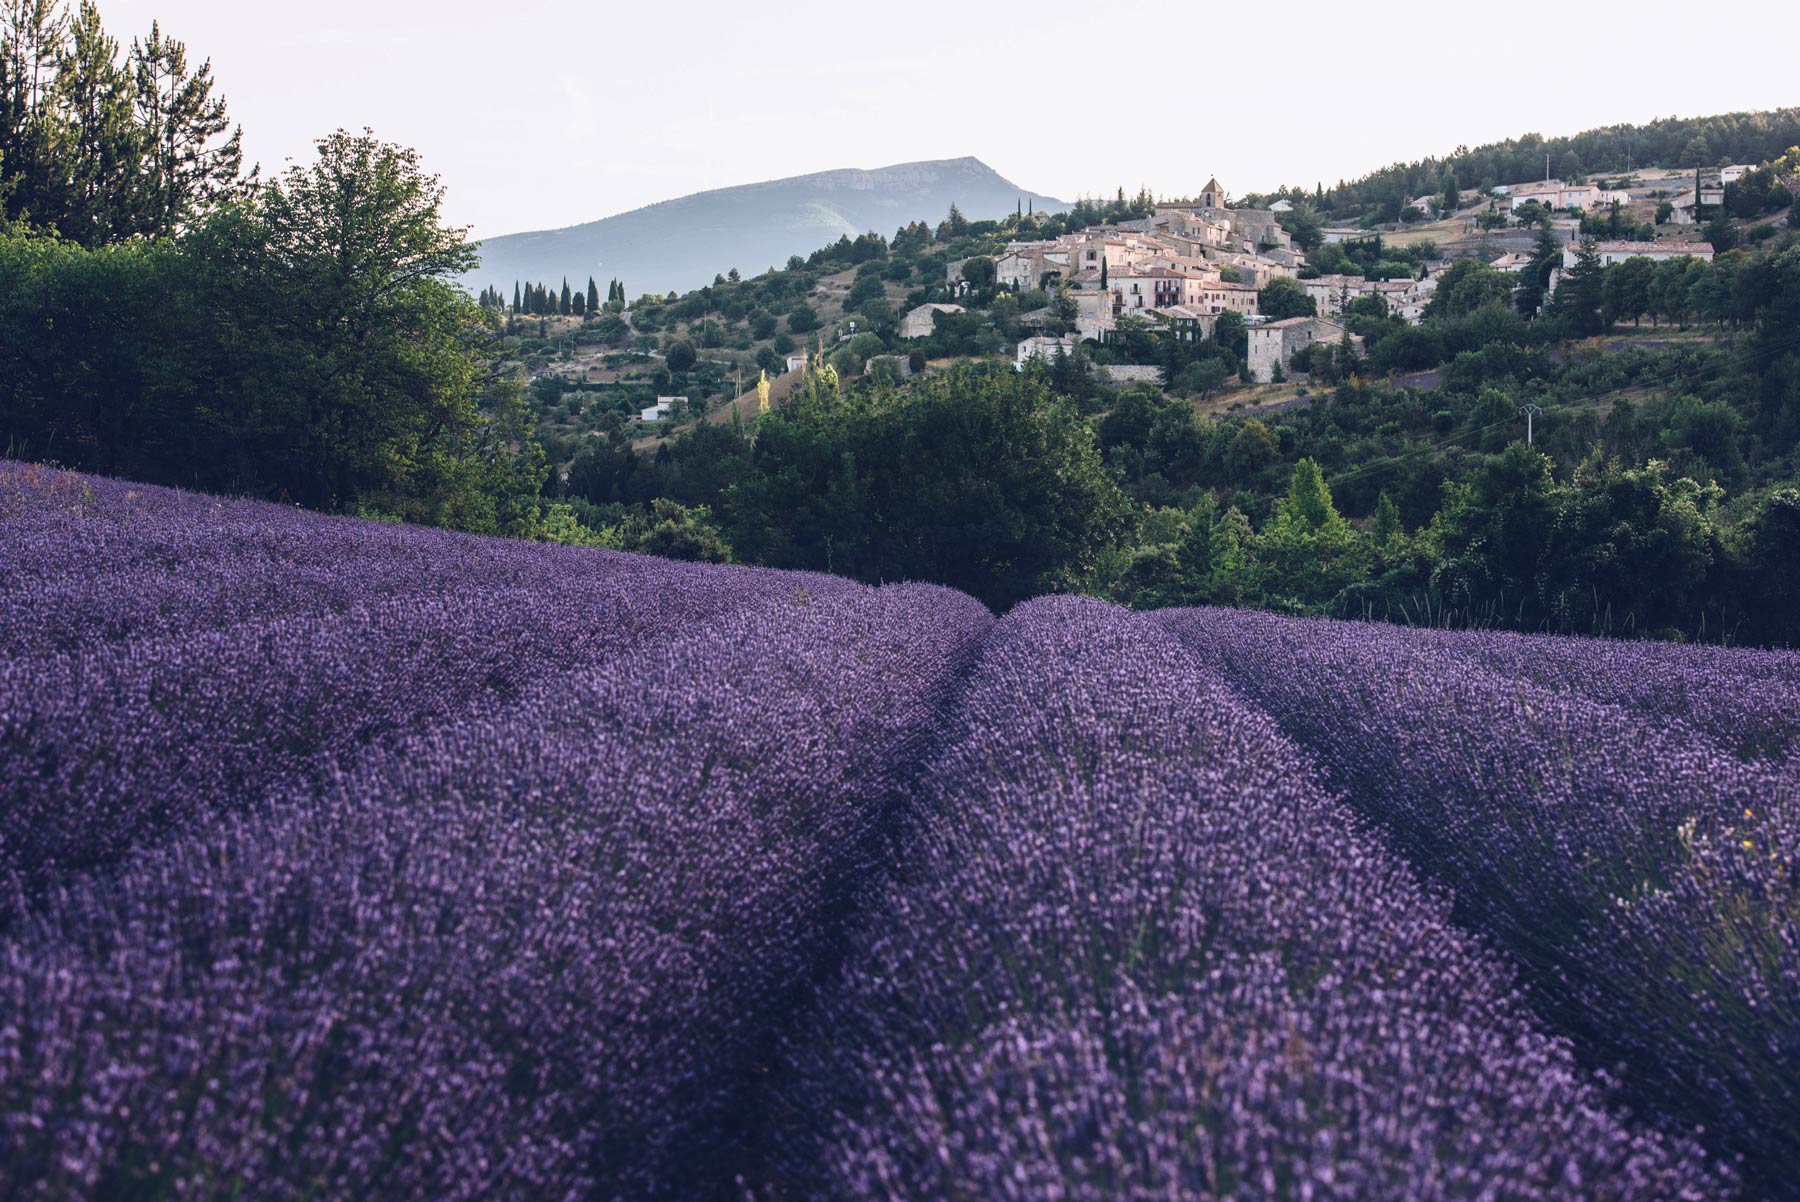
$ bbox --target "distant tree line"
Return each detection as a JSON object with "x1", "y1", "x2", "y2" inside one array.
[
  {"x1": 1249, "y1": 108, "x2": 1800, "y2": 224},
  {"x1": 491, "y1": 276, "x2": 624, "y2": 317}
]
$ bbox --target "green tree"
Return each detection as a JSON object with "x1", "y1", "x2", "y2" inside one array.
[
  {"x1": 1421, "y1": 445, "x2": 1554, "y2": 621},
  {"x1": 612, "y1": 498, "x2": 731, "y2": 562},
  {"x1": 227, "y1": 129, "x2": 490, "y2": 512},
  {"x1": 1704, "y1": 212, "x2": 1737, "y2": 252},
  {"x1": 1604, "y1": 255, "x2": 1656, "y2": 326},
  {"x1": 1551, "y1": 240, "x2": 1607, "y2": 336},
  {"x1": 665, "y1": 340, "x2": 696, "y2": 373},
  {"x1": 1737, "y1": 488, "x2": 1800, "y2": 644},
  {"x1": 1371, "y1": 490, "x2": 1405, "y2": 552},
  {"x1": 1256, "y1": 457, "x2": 1370, "y2": 608},
  {"x1": 129, "y1": 20, "x2": 244, "y2": 237},
  {"x1": 941, "y1": 202, "x2": 969, "y2": 239},
  {"x1": 1258, "y1": 275, "x2": 1316, "y2": 320},
  {"x1": 1175, "y1": 358, "x2": 1231, "y2": 399},
  {"x1": 1515, "y1": 222, "x2": 1563, "y2": 319},
  {"x1": 961, "y1": 254, "x2": 996, "y2": 291},
  {"x1": 727, "y1": 364, "x2": 1133, "y2": 609},
  {"x1": 1212, "y1": 309, "x2": 1247, "y2": 359},
  {"x1": 1223, "y1": 419, "x2": 1277, "y2": 485},
  {"x1": 1424, "y1": 257, "x2": 1514, "y2": 321},
  {"x1": 0, "y1": 0, "x2": 72, "y2": 227},
  {"x1": 1538, "y1": 459, "x2": 1720, "y2": 636},
  {"x1": 48, "y1": 1, "x2": 140, "y2": 245}
]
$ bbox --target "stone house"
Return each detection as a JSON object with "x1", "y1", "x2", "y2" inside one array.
[
  {"x1": 1301, "y1": 276, "x2": 1417, "y2": 319},
  {"x1": 1669, "y1": 186, "x2": 1726, "y2": 224},
  {"x1": 1189, "y1": 280, "x2": 1259, "y2": 316},
  {"x1": 1508, "y1": 180, "x2": 1604, "y2": 212},
  {"x1": 1248, "y1": 317, "x2": 1349, "y2": 383},
  {"x1": 899, "y1": 303, "x2": 966, "y2": 339},
  {"x1": 994, "y1": 242, "x2": 1067, "y2": 289},
  {"x1": 1146, "y1": 306, "x2": 1219, "y2": 342}
]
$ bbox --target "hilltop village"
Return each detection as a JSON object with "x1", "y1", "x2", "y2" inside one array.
[
  {"x1": 960, "y1": 171, "x2": 1723, "y2": 384},
  {"x1": 501, "y1": 161, "x2": 1769, "y2": 449}
]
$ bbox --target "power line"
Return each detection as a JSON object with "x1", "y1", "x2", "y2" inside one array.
[{"x1": 1520, "y1": 403, "x2": 1544, "y2": 446}]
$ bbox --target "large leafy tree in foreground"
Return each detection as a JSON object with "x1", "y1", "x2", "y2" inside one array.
[
  {"x1": 0, "y1": 129, "x2": 537, "y2": 530},
  {"x1": 224, "y1": 129, "x2": 487, "y2": 511}
]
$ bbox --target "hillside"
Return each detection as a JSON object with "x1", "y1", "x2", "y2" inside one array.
[
  {"x1": 465, "y1": 156, "x2": 1066, "y2": 297},
  {"x1": 1261, "y1": 106, "x2": 1800, "y2": 223},
  {"x1": 7, "y1": 463, "x2": 1798, "y2": 1197}
]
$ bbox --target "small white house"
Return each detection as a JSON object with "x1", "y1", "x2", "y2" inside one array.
[
  {"x1": 784, "y1": 353, "x2": 809, "y2": 374},
  {"x1": 639, "y1": 396, "x2": 686, "y2": 423},
  {"x1": 1562, "y1": 241, "x2": 1715, "y2": 269},
  {"x1": 1015, "y1": 336, "x2": 1079, "y2": 370},
  {"x1": 1721, "y1": 164, "x2": 1754, "y2": 184}
]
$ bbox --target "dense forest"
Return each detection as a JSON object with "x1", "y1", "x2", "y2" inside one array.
[{"x1": 4, "y1": 1, "x2": 1799, "y2": 645}]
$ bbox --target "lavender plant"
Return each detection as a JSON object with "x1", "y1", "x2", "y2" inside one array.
[
  {"x1": 779, "y1": 597, "x2": 1721, "y2": 1201},
  {"x1": 1160, "y1": 606, "x2": 1799, "y2": 1197},
  {"x1": 1, "y1": 583, "x2": 991, "y2": 1200}
]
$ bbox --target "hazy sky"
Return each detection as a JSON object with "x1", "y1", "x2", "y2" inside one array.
[{"x1": 99, "y1": 0, "x2": 1796, "y2": 240}]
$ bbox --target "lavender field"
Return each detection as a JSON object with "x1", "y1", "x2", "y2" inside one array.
[{"x1": 0, "y1": 462, "x2": 1793, "y2": 1201}]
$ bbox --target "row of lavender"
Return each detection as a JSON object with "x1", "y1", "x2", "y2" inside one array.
[
  {"x1": 1160, "y1": 607, "x2": 1800, "y2": 1198},
  {"x1": 3, "y1": 471, "x2": 996, "y2": 1198},
  {"x1": 770, "y1": 597, "x2": 1720, "y2": 1200},
  {"x1": 1, "y1": 466, "x2": 873, "y2": 891}
]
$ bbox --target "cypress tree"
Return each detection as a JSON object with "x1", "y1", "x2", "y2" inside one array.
[
  {"x1": 587, "y1": 277, "x2": 600, "y2": 313},
  {"x1": 559, "y1": 277, "x2": 572, "y2": 315},
  {"x1": 513, "y1": 281, "x2": 522, "y2": 312}
]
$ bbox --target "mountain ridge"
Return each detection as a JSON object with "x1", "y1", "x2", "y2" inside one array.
[{"x1": 466, "y1": 156, "x2": 1066, "y2": 296}]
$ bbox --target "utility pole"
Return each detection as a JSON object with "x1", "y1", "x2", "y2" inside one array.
[{"x1": 1520, "y1": 403, "x2": 1544, "y2": 446}]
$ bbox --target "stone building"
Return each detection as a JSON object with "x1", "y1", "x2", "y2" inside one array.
[{"x1": 1248, "y1": 317, "x2": 1349, "y2": 383}]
